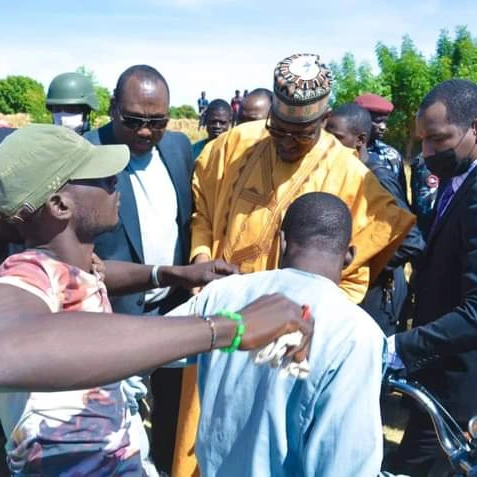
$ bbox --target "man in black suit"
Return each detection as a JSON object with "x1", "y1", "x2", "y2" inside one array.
[
  {"x1": 387, "y1": 79, "x2": 477, "y2": 476},
  {"x1": 84, "y1": 65, "x2": 194, "y2": 475}
]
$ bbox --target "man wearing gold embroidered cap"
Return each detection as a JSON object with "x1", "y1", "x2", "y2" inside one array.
[
  {"x1": 192, "y1": 52, "x2": 414, "y2": 300},
  {"x1": 173, "y1": 53, "x2": 416, "y2": 476}
]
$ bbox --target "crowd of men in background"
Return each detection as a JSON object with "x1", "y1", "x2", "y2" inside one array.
[{"x1": 0, "y1": 50, "x2": 475, "y2": 477}]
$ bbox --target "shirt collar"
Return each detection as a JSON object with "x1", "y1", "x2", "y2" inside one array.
[{"x1": 451, "y1": 159, "x2": 477, "y2": 192}]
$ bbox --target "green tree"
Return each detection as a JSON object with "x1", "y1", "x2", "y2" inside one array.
[
  {"x1": 376, "y1": 36, "x2": 432, "y2": 157},
  {"x1": 327, "y1": 26, "x2": 477, "y2": 159},
  {"x1": 0, "y1": 75, "x2": 49, "y2": 122},
  {"x1": 75, "y1": 66, "x2": 111, "y2": 121},
  {"x1": 430, "y1": 29, "x2": 454, "y2": 83},
  {"x1": 329, "y1": 53, "x2": 387, "y2": 106},
  {"x1": 329, "y1": 53, "x2": 361, "y2": 105},
  {"x1": 452, "y1": 26, "x2": 477, "y2": 81},
  {"x1": 169, "y1": 105, "x2": 198, "y2": 119}
]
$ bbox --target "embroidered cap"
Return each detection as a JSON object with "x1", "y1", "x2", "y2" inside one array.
[
  {"x1": 0, "y1": 124, "x2": 129, "y2": 222},
  {"x1": 272, "y1": 53, "x2": 333, "y2": 124}
]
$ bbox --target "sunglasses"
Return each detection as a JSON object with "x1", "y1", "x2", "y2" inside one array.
[{"x1": 118, "y1": 110, "x2": 169, "y2": 131}]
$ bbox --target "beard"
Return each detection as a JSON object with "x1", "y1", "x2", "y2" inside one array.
[{"x1": 74, "y1": 209, "x2": 118, "y2": 243}]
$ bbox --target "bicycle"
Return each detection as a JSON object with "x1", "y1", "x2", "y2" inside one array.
[{"x1": 384, "y1": 374, "x2": 477, "y2": 476}]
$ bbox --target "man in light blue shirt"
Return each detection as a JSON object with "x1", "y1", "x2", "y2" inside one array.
[{"x1": 169, "y1": 192, "x2": 386, "y2": 477}]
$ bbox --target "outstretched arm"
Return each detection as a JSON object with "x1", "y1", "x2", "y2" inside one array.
[
  {"x1": 102, "y1": 259, "x2": 238, "y2": 296},
  {"x1": 0, "y1": 285, "x2": 311, "y2": 391}
]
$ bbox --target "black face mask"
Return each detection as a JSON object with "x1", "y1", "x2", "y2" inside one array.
[{"x1": 424, "y1": 148, "x2": 474, "y2": 179}]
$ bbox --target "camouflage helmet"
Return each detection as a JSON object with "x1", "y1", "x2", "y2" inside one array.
[{"x1": 46, "y1": 72, "x2": 99, "y2": 111}]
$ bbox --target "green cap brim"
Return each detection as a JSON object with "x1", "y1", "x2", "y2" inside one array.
[
  {"x1": 0, "y1": 125, "x2": 129, "y2": 220},
  {"x1": 70, "y1": 144, "x2": 129, "y2": 181}
]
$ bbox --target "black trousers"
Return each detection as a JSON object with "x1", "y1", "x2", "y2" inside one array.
[
  {"x1": 0, "y1": 422, "x2": 8, "y2": 475},
  {"x1": 386, "y1": 404, "x2": 454, "y2": 477},
  {"x1": 143, "y1": 291, "x2": 189, "y2": 475},
  {"x1": 149, "y1": 367, "x2": 183, "y2": 475}
]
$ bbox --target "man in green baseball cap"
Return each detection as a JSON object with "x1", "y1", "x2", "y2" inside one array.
[
  {"x1": 0, "y1": 124, "x2": 127, "y2": 225},
  {"x1": 46, "y1": 72, "x2": 100, "y2": 135},
  {"x1": 0, "y1": 124, "x2": 313, "y2": 476},
  {"x1": 0, "y1": 124, "x2": 135, "y2": 475}
]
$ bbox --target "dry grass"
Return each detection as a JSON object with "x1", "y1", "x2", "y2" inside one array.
[
  {"x1": 0, "y1": 113, "x2": 30, "y2": 127},
  {"x1": 384, "y1": 395, "x2": 408, "y2": 442},
  {"x1": 0, "y1": 114, "x2": 207, "y2": 144},
  {"x1": 167, "y1": 118, "x2": 207, "y2": 142}
]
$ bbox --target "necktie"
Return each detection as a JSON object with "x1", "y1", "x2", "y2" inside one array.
[
  {"x1": 436, "y1": 181, "x2": 455, "y2": 219},
  {"x1": 429, "y1": 181, "x2": 454, "y2": 235}
]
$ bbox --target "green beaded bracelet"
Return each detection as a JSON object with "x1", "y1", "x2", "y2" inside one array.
[{"x1": 216, "y1": 309, "x2": 246, "y2": 353}]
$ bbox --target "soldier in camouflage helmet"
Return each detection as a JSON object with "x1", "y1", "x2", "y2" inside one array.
[{"x1": 46, "y1": 72, "x2": 99, "y2": 135}]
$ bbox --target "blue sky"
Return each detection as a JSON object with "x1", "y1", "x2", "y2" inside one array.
[{"x1": 0, "y1": 0, "x2": 476, "y2": 108}]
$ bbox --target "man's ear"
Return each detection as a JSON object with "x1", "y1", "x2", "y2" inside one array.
[
  {"x1": 43, "y1": 192, "x2": 73, "y2": 221},
  {"x1": 321, "y1": 109, "x2": 332, "y2": 127},
  {"x1": 356, "y1": 132, "x2": 367, "y2": 150},
  {"x1": 472, "y1": 117, "x2": 477, "y2": 139},
  {"x1": 109, "y1": 96, "x2": 117, "y2": 117},
  {"x1": 343, "y1": 245, "x2": 356, "y2": 269}
]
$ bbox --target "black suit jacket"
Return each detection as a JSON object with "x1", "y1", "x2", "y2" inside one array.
[
  {"x1": 0, "y1": 127, "x2": 15, "y2": 142},
  {"x1": 360, "y1": 161, "x2": 425, "y2": 335},
  {"x1": 87, "y1": 122, "x2": 194, "y2": 315},
  {"x1": 396, "y1": 166, "x2": 477, "y2": 421}
]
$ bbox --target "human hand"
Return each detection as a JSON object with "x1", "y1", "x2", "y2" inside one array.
[
  {"x1": 91, "y1": 253, "x2": 106, "y2": 281},
  {"x1": 238, "y1": 294, "x2": 313, "y2": 363},
  {"x1": 191, "y1": 253, "x2": 213, "y2": 295},
  {"x1": 160, "y1": 259, "x2": 239, "y2": 290}
]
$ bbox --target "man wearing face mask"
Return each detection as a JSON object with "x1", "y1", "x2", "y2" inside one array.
[
  {"x1": 46, "y1": 72, "x2": 99, "y2": 135},
  {"x1": 385, "y1": 79, "x2": 477, "y2": 476}
]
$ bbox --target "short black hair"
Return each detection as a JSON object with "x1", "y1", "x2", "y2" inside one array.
[
  {"x1": 281, "y1": 192, "x2": 352, "y2": 255},
  {"x1": 205, "y1": 99, "x2": 232, "y2": 119},
  {"x1": 331, "y1": 103, "x2": 372, "y2": 138},
  {"x1": 247, "y1": 88, "x2": 273, "y2": 101},
  {"x1": 419, "y1": 79, "x2": 477, "y2": 130},
  {"x1": 114, "y1": 65, "x2": 170, "y2": 101}
]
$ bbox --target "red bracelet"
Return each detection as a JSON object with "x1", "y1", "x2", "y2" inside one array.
[{"x1": 301, "y1": 304, "x2": 311, "y2": 321}]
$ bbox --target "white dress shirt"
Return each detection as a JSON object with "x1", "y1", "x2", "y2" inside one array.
[{"x1": 128, "y1": 147, "x2": 178, "y2": 303}]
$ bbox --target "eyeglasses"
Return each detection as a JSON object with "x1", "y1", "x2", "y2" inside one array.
[
  {"x1": 265, "y1": 114, "x2": 319, "y2": 145},
  {"x1": 118, "y1": 110, "x2": 169, "y2": 131}
]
